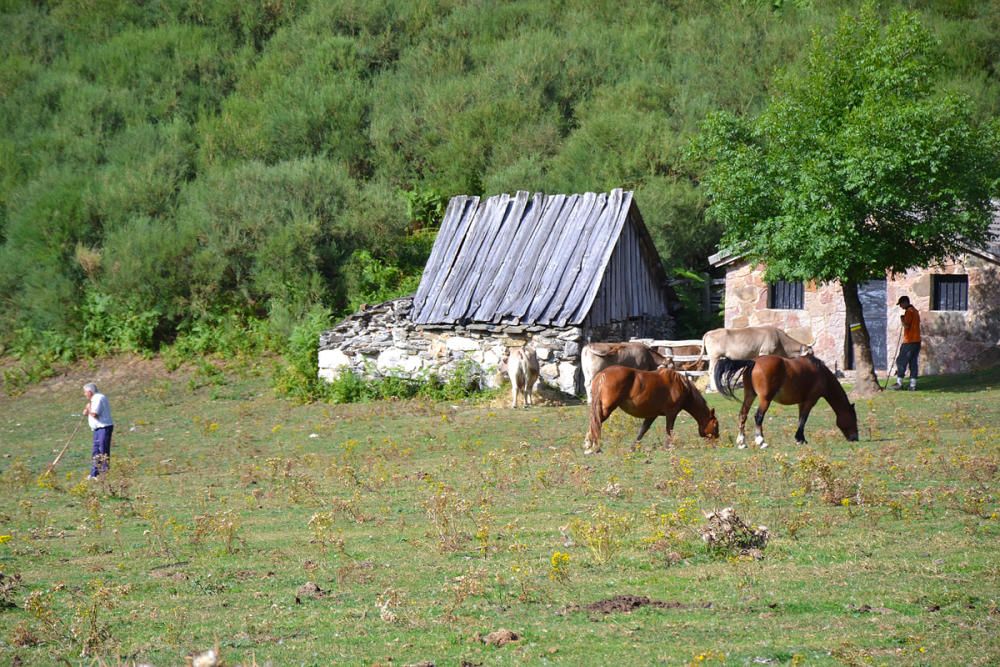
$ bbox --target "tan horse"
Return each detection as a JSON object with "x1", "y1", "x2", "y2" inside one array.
[
  {"x1": 698, "y1": 326, "x2": 813, "y2": 391},
  {"x1": 584, "y1": 366, "x2": 719, "y2": 454},
  {"x1": 505, "y1": 346, "x2": 539, "y2": 408}
]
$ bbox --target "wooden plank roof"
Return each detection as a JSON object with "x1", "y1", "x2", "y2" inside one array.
[{"x1": 411, "y1": 189, "x2": 666, "y2": 326}]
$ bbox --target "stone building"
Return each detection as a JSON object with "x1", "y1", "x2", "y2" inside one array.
[
  {"x1": 319, "y1": 189, "x2": 678, "y2": 395},
  {"x1": 708, "y1": 219, "x2": 1000, "y2": 375}
]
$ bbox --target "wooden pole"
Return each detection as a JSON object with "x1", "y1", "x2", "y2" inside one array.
[{"x1": 42, "y1": 417, "x2": 84, "y2": 478}]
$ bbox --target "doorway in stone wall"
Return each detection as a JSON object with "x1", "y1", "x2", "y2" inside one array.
[{"x1": 846, "y1": 279, "x2": 887, "y2": 371}]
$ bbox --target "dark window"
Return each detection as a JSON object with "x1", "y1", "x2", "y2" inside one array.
[
  {"x1": 769, "y1": 280, "x2": 804, "y2": 309},
  {"x1": 933, "y1": 275, "x2": 968, "y2": 311}
]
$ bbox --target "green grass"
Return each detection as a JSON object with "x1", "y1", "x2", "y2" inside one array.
[{"x1": 1, "y1": 358, "x2": 998, "y2": 666}]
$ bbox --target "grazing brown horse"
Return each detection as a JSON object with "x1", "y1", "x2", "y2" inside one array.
[
  {"x1": 584, "y1": 366, "x2": 719, "y2": 454},
  {"x1": 715, "y1": 355, "x2": 859, "y2": 449}
]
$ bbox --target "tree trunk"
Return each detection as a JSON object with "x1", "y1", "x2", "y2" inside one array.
[{"x1": 842, "y1": 280, "x2": 881, "y2": 396}]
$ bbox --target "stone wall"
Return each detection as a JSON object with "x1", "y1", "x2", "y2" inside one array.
[
  {"x1": 318, "y1": 296, "x2": 675, "y2": 396},
  {"x1": 722, "y1": 257, "x2": 1000, "y2": 376},
  {"x1": 887, "y1": 257, "x2": 1000, "y2": 374},
  {"x1": 722, "y1": 263, "x2": 844, "y2": 369}
]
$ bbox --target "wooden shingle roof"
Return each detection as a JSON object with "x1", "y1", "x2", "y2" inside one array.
[{"x1": 411, "y1": 189, "x2": 667, "y2": 326}]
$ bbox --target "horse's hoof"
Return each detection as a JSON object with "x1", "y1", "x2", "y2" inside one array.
[
  {"x1": 737, "y1": 443, "x2": 747, "y2": 450},
  {"x1": 759, "y1": 442, "x2": 769, "y2": 449}
]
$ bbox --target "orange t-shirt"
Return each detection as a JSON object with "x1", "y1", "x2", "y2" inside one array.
[{"x1": 902, "y1": 306, "x2": 921, "y2": 343}]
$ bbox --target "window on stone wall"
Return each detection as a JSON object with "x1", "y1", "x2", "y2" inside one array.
[
  {"x1": 932, "y1": 274, "x2": 968, "y2": 311},
  {"x1": 768, "y1": 280, "x2": 804, "y2": 310}
]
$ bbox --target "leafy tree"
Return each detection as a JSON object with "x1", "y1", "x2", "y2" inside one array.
[{"x1": 692, "y1": 3, "x2": 1000, "y2": 394}]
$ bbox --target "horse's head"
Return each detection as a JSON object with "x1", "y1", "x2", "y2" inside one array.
[
  {"x1": 699, "y1": 408, "x2": 720, "y2": 440},
  {"x1": 838, "y1": 402, "x2": 859, "y2": 441}
]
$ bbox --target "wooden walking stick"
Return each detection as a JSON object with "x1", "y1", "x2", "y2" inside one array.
[
  {"x1": 882, "y1": 328, "x2": 904, "y2": 391},
  {"x1": 41, "y1": 417, "x2": 84, "y2": 478}
]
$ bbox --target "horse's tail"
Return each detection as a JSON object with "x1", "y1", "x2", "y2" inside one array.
[
  {"x1": 715, "y1": 358, "x2": 755, "y2": 399},
  {"x1": 587, "y1": 372, "x2": 606, "y2": 444},
  {"x1": 693, "y1": 334, "x2": 707, "y2": 370}
]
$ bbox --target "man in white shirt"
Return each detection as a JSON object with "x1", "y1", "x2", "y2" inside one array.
[{"x1": 83, "y1": 383, "x2": 114, "y2": 478}]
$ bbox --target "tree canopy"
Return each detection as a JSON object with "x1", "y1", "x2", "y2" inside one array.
[{"x1": 692, "y1": 2, "x2": 1000, "y2": 392}]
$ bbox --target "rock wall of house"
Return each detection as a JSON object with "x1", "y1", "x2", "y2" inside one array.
[
  {"x1": 723, "y1": 257, "x2": 1000, "y2": 375},
  {"x1": 722, "y1": 263, "x2": 846, "y2": 371},
  {"x1": 318, "y1": 297, "x2": 673, "y2": 396},
  {"x1": 887, "y1": 257, "x2": 1000, "y2": 374}
]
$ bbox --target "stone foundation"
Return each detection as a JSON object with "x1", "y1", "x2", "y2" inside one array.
[{"x1": 318, "y1": 297, "x2": 674, "y2": 396}]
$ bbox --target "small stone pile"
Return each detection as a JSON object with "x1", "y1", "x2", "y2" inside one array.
[{"x1": 699, "y1": 507, "x2": 770, "y2": 559}]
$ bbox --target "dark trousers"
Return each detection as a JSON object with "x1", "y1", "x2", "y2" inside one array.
[
  {"x1": 896, "y1": 342, "x2": 921, "y2": 380},
  {"x1": 91, "y1": 425, "x2": 113, "y2": 477}
]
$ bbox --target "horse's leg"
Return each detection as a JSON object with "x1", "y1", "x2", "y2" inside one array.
[
  {"x1": 794, "y1": 399, "x2": 818, "y2": 444},
  {"x1": 511, "y1": 381, "x2": 518, "y2": 409},
  {"x1": 736, "y1": 386, "x2": 757, "y2": 449},
  {"x1": 664, "y1": 411, "x2": 679, "y2": 448},
  {"x1": 754, "y1": 397, "x2": 772, "y2": 449},
  {"x1": 632, "y1": 417, "x2": 657, "y2": 449},
  {"x1": 584, "y1": 399, "x2": 613, "y2": 454}
]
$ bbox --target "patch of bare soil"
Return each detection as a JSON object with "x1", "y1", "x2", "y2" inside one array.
[
  {"x1": 849, "y1": 604, "x2": 894, "y2": 615},
  {"x1": 478, "y1": 628, "x2": 520, "y2": 647},
  {"x1": 149, "y1": 562, "x2": 190, "y2": 582},
  {"x1": 295, "y1": 581, "x2": 327, "y2": 603},
  {"x1": 4, "y1": 353, "x2": 187, "y2": 401},
  {"x1": 565, "y1": 594, "x2": 712, "y2": 615}
]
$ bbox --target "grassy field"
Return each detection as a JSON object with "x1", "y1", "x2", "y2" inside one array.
[{"x1": 1, "y1": 356, "x2": 998, "y2": 666}]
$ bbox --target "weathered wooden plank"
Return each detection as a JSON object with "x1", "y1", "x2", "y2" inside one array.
[
  {"x1": 444, "y1": 194, "x2": 511, "y2": 321},
  {"x1": 413, "y1": 188, "x2": 673, "y2": 327},
  {"x1": 568, "y1": 190, "x2": 633, "y2": 324},
  {"x1": 630, "y1": 209, "x2": 668, "y2": 317},
  {"x1": 509, "y1": 194, "x2": 582, "y2": 321},
  {"x1": 650, "y1": 339, "x2": 705, "y2": 347},
  {"x1": 624, "y1": 232, "x2": 635, "y2": 317},
  {"x1": 413, "y1": 196, "x2": 480, "y2": 323},
  {"x1": 422, "y1": 197, "x2": 488, "y2": 323},
  {"x1": 501, "y1": 194, "x2": 570, "y2": 320},
  {"x1": 412, "y1": 196, "x2": 470, "y2": 314},
  {"x1": 556, "y1": 188, "x2": 625, "y2": 326},
  {"x1": 527, "y1": 192, "x2": 599, "y2": 324},
  {"x1": 424, "y1": 196, "x2": 494, "y2": 322},
  {"x1": 487, "y1": 192, "x2": 552, "y2": 322},
  {"x1": 471, "y1": 190, "x2": 533, "y2": 322},
  {"x1": 629, "y1": 202, "x2": 672, "y2": 316},
  {"x1": 549, "y1": 191, "x2": 615, "y2": 326}
]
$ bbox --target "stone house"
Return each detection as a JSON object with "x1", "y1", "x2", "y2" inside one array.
[
  {"x1": 708, "y1": 219, "x2": 1000, "y2": 375},
  {"x1": 319, "y1": 189, "x2": 678, "y2": 395}
]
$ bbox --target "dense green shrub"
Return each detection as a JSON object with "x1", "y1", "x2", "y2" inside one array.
[
  {"x1": 173, "y1": 157, "x2": 358, "y2": 319},
  {"x1": 1, "y1": 0, "x2": 998, "y2": 378},
  {"x1": 271, "y1": 306, "x2": 332, "y2": 402},
  {"x1": 317, "y1": 361, "x2": 489, "y2": 405}
]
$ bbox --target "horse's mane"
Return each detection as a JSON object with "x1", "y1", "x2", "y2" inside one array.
[
  {"x1": 680, "y1": 372, "x2": 708, "y2": 410},
  {"x1": 802, "y1": 353, "x2": 830, "y2": 374}
]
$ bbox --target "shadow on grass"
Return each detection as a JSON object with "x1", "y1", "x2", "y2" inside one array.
[{"x1": 905, "y1": 365, "x2": 1000, "y2": 394}]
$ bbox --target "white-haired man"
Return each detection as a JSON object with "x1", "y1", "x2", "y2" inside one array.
[{"x1": 82, "y1": 383, "x2": 114, "y2": 478}]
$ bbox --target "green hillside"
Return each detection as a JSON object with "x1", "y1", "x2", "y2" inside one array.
[{"x1": 2, "y1": 0, "x2": 998, "y2": 359}]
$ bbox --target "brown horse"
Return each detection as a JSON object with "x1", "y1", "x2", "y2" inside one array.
[
  {"x1": 584, "y1": 366, "x2": 719, "y2": 454},
  {"x1": 715, "y1": 355, "x2": 859, "y2": 449}
]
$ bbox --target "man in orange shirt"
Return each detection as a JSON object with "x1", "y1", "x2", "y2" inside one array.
[{"x1": 891, "y1": 295, "x2": 921, "y2": 391}]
